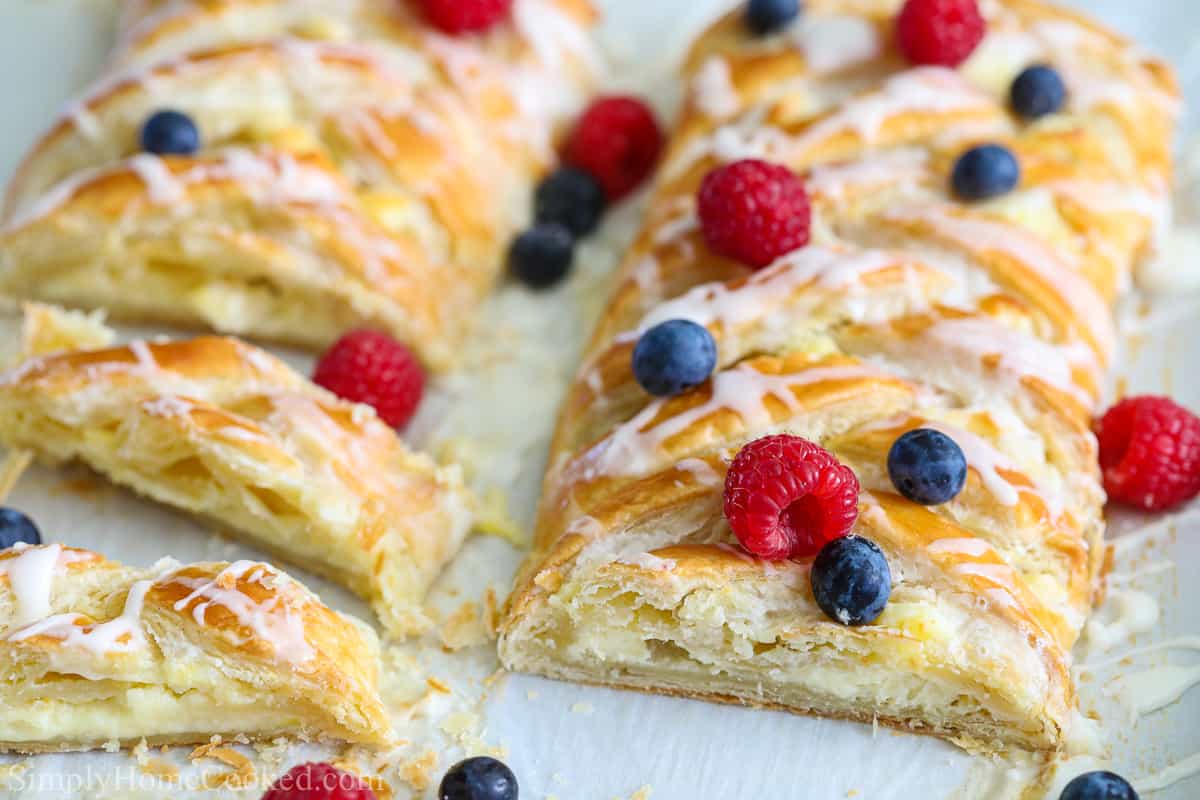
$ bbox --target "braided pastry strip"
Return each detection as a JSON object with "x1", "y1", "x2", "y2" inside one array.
[{"x1": 501, "y1": 0, "x2": 1177, "y2": 753}]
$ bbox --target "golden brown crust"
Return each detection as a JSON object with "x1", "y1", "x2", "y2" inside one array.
[
  {"x1": 1, "y1": 1, "x2": 600, "y2": 367},
  {"x1": 501, "y1": 0, "x2": 1176, "y2": 754},
  {"x1": 0, "y1": 306, "x2": 474, "y2": 637},
  {"x1": 0, "y1": 544, "x2": 393, "y2": 752}
]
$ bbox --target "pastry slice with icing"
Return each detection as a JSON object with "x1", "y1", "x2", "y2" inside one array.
[
  {"x1": 0, "y1": 543, "x2": 392, "y2": 752},
  {"x1": 1, "y1": 1, "x2": 599, "y2": 367},
  {"x1": 500, "y1": 0, "x2": 1176, "y2": 753},
  {"x1": 0, "y1": 306, "x2": 473, "y2": 636}
]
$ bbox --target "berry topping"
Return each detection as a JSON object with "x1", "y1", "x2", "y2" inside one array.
[
  {"x1": 810, "y1": 534, "x2": 892, "y2": 626},
  {"x1": 631, "y1": 319, "x2": 717, "y2": 397},
  {"x1": 0, "y1": 508, "x2": 41, "y2": 550},
  {"x1": 697, "y1": 159, "x2": 811, "y2": 270},
  {"x1": 896, "y1": 0, "x2": 986, "y2": 68},
  {"x1": 1010, "y1": 64, "x2": 1067, "y2": 120},
  {"x1": 508, "y1": 222, "x2": 575, "y2": 289},
  {"x1": 951, "y1": 143, "x2": 1020, "y2": 201},
  {"x1": 313, "y1": 330, "x2": 425, "y2": 429},
  {"x1": 419, "y1": 0, "x2": 512, "y2": 35},
  {"x1": 564, "y1": 96, "x2": 663, "y2": 201},
  {"x1": 438, "y1": 757, "x2": 518, "y2": 800},
  {"x1": 535, "y1": 166, "x2": 607, "y2": 237},
  {"x1": 745, "y1": 0, "x2": 802, "y2": 35},
  {"x1": 261, "y1": 762, "x2": 377, "y2": 800},
  {"x1": 724, "y1": 435, "x2": 860, "y2": 560},
  {"x1": 140, "y1": 110, "x2": 200, "y2": 156},
  {"x1": 1059, "y1": 771, "x2": 1139, "y2": 800},
  {"x1": 1095, "y1": 395, "x2": 1200, "y2": 512},
  {"x1": 887, "y1": 428, "x2": 968, "y2": 506}
]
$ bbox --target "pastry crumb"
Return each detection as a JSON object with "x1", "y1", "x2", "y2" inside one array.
[
  {"x1": 398, "y1": 750, "x2": 440, "y2": 792},
  {"x1": 440, "y1": 602, "x2": 489, "y2": 650},
  {"x1": 526, "y1": 689, "x2": 540, "y2": 700},
  {"x1": 427, "y1": 676, "x2": 453, "y2": 694},
  {"x1": 570, "y1": 701, "x2": 595, "y2": 714},
  {"x1": 190, "y1": 742, "x2": 256, "y2": 789},
  {"x1": 142, "y1": 758, "x2": 180, "y2": 783}
]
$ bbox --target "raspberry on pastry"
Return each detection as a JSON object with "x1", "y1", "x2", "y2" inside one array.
[
  {"x1": 697, "y1": 159, "x2": 811, "y2": 269},
  {"x1": 1096, "y1": 395, "x2": 1200, "y2": 512},
  {"x1": 565, "y1": 96, "x2": 664, "y2": 201}
]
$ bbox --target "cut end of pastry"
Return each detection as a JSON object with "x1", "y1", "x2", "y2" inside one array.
[{"x1": 0, "y1": 545, "x2": 395, "y2": 752}]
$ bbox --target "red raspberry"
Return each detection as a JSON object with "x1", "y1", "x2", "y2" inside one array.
[
  {"x1": 262, "y1": 763, "x2": 377, "y2": 800},
  {"x1": 313, "y1": 330, "x2": 425, "y2": 429},
  {"x1": 723, "y1": 435, "x2": 861, "y2": 560},
  {"x1": 1095, "y1": 396, "x2": 1200, "y2": 512},
  {"x1": 896, "y1": 0, "x2": 986, "y2": 67},
  {"x1": 564, "y1": 96, "x2": 663, "y2": 201},
  {"x1": 697, "y1": 159, "x2": 811, "y2": 270},
  {"x1": 419, "y1": 0, "x2": 511, "y2": 34}
]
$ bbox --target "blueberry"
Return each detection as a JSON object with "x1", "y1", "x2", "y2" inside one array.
[
  {"x1": 508, "y1": 223, "x2": 575, "y2": 289},
  {"x1": 1010, "y1": 64, "x2": 1067, "y2": 120},
  {"x1": 535, "y1": 167, "x2": 606, "y2": 237},
  {"x1": 632, "y1": 319, "x2": 717, "y2": 397},
  {"x1": 1060, "y1": 771, "x2": 1139, "y2": 800},
  {"x1": 745, "y1": 0, "x2": 802, "y2": 35},
  {"x1": 887, "y1": 428, "x2": 968, "y2": 505},
  {"x1": 0, "y1": 508, "x2": 41, "y2": 550},
  {"x1": 951, "y1": 144, "x2": 1020, "y2": 201},
  {"x1": 139, "y1": 110, "x2": 200, "y2": 156},
  {"x1": 810, "y1": 535, "x2": 892, "y2": 626},
  {"x1": 439, "y1": 757, "x2": 518, "y2": 800}
]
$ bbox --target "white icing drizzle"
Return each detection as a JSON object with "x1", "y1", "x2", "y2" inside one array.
[
  {"x1": 1137, "y1": 752, "x2": 1200, "y2": 794},
  {"x1": 885, "y1": 206, "x2": 1116, "y2": 361},
  {"x1": 0, "y1": 544, "x2": 63, "y2": 626},
  {"x1": 693, "y1": 57, "x2": 740, "y2": 118},
  {"x1": 619, "y1": 553, "x2": 678, "y2": 571},
  {"x1": 1111, "y1": 663, "x2": 1200, "y2": 718},
  {"x1": 621, "y1": 246, "x2": 898, "y2": 340},
  {"x1": 1082, "y1": 589, "x2": 1160, "y2": 653},
  {"x1": 511, "y1": 0, "x2": 603, "y2": 78},
  {"x1": 923, "y1": 421, "x2": 1021, "y2": 507},
  {"x1": 919, "y1": 316, "x2": 1098, "y2": 408},
  {"x1": 674, "y1": 457, "x2": 722, "y2": 488},
  {"x1": 788, "y1": 14, "x2": 881, "y2": 75},
  {"x1": 8, "y1": 577, "x2": 155, "y2": 656},
  {"x1": 926, "y1": 537, "x2": 994, "y2": 558},
  {"x1": 807, "y1": 148, "x2": 931, "y2": 203},
  {"x1": 567, "y1": 362, "x2": 888, "y2": 482},
  {"x1": 171, "y1": 561, "x2": 315, "y2": 664}
]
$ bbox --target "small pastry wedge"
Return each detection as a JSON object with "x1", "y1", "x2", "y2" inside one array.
[
  {"x1": 0, "y1": 0, "x2": 599, "y2": 368},
  {"x1": 0, "y1": 543, "x2": 392, "y2": 752},
  {"x1": 0, "y1": 306, "x2": 473, "y2": 636},
  {"x1": 499, "y1": 0, "x2": 1177, "y2": 753}
]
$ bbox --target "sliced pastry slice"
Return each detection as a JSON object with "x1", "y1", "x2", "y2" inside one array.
[
  {"x1": 1, "y1": 1, "x2": 599, "y2": 367},
  {"x1": 0, "y1": 306, "x2": 473, "y2": 636},
  {"x1": 500, "y1": 0, "x2": 1177, "y2": 753},
  {"x1": 0, "y1": 543, "x2": 392, "y2": 752}
]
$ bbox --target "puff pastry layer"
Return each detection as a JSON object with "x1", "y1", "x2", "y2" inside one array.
[
  {"x1": 0, "y1": 0, "x2": 599, "y2": 369},
  {"x1": 0, "y1": 543, "x2": 391, "y2": 752},
  {"x1": 500, "y1": 0, "x2": 1177, "y2": 753},
  {"x1": 0, "y1": 306, "x2": 473, "y2": 636}
]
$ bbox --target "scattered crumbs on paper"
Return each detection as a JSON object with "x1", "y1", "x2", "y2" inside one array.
[
  {"x1": 131, "y1": 738, "x2": 149, "y2": 766},
  {"x1": 571, "y1": 701, "x2": 595, "y2": 714},
  {"x1": 546, "y1": 795, "x2": 560, "y2": 800},
  {"x1": 142, "y1": 758, "x2": 180, "y2": 783},
  {"x1": 441, "y1": 601, "x2": 490, "y2": 650},
  {"x1": 474, "y1": 485, "x2": 529, "y2": 546},
  {"x1": 427, "y1": 676, "x2": 453, "y2": 694},
  {"x1": 631, "y1": 787, "x2": 653, "y2": 800},
  {"x1": 103, "y1": 738, "x2": 120, "y2": 753},
  {"x1": 526, "y1": 689, "x2": 540, "y2": 701},
  {"x1": 189, "y1": 742, "x2": 256, "y2": 789},
  {"x1": 847, "y1": 790, "x2": 860, "y2": 798},
  {"x1": 398, "y1": 750, "x2": 440, "y2": 792}
]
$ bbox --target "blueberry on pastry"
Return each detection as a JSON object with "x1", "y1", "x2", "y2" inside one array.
[
  {"x1": 500, "y1": 0, "x2": 1178, "y2": 754},
  {"x1": 0, "y1": 543, "x2": 392, "y2": 752},
  {"x1": 0, "y1": 305, "x2": 473, "y2": 636}
]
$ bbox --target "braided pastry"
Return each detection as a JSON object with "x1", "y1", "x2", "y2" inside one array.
[
  {"x1": 0, "y1": 543, "x2": 392, "y2": 753},
  {"x1": 500, "y1": 0, "x2": 1177, "y2": 753},
  {"x1": 0, "y1": 0, "x2": 599, "y2": 370},
  {"x1": 0, "y1": 305, "x2": 473, "y2": 636}
]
